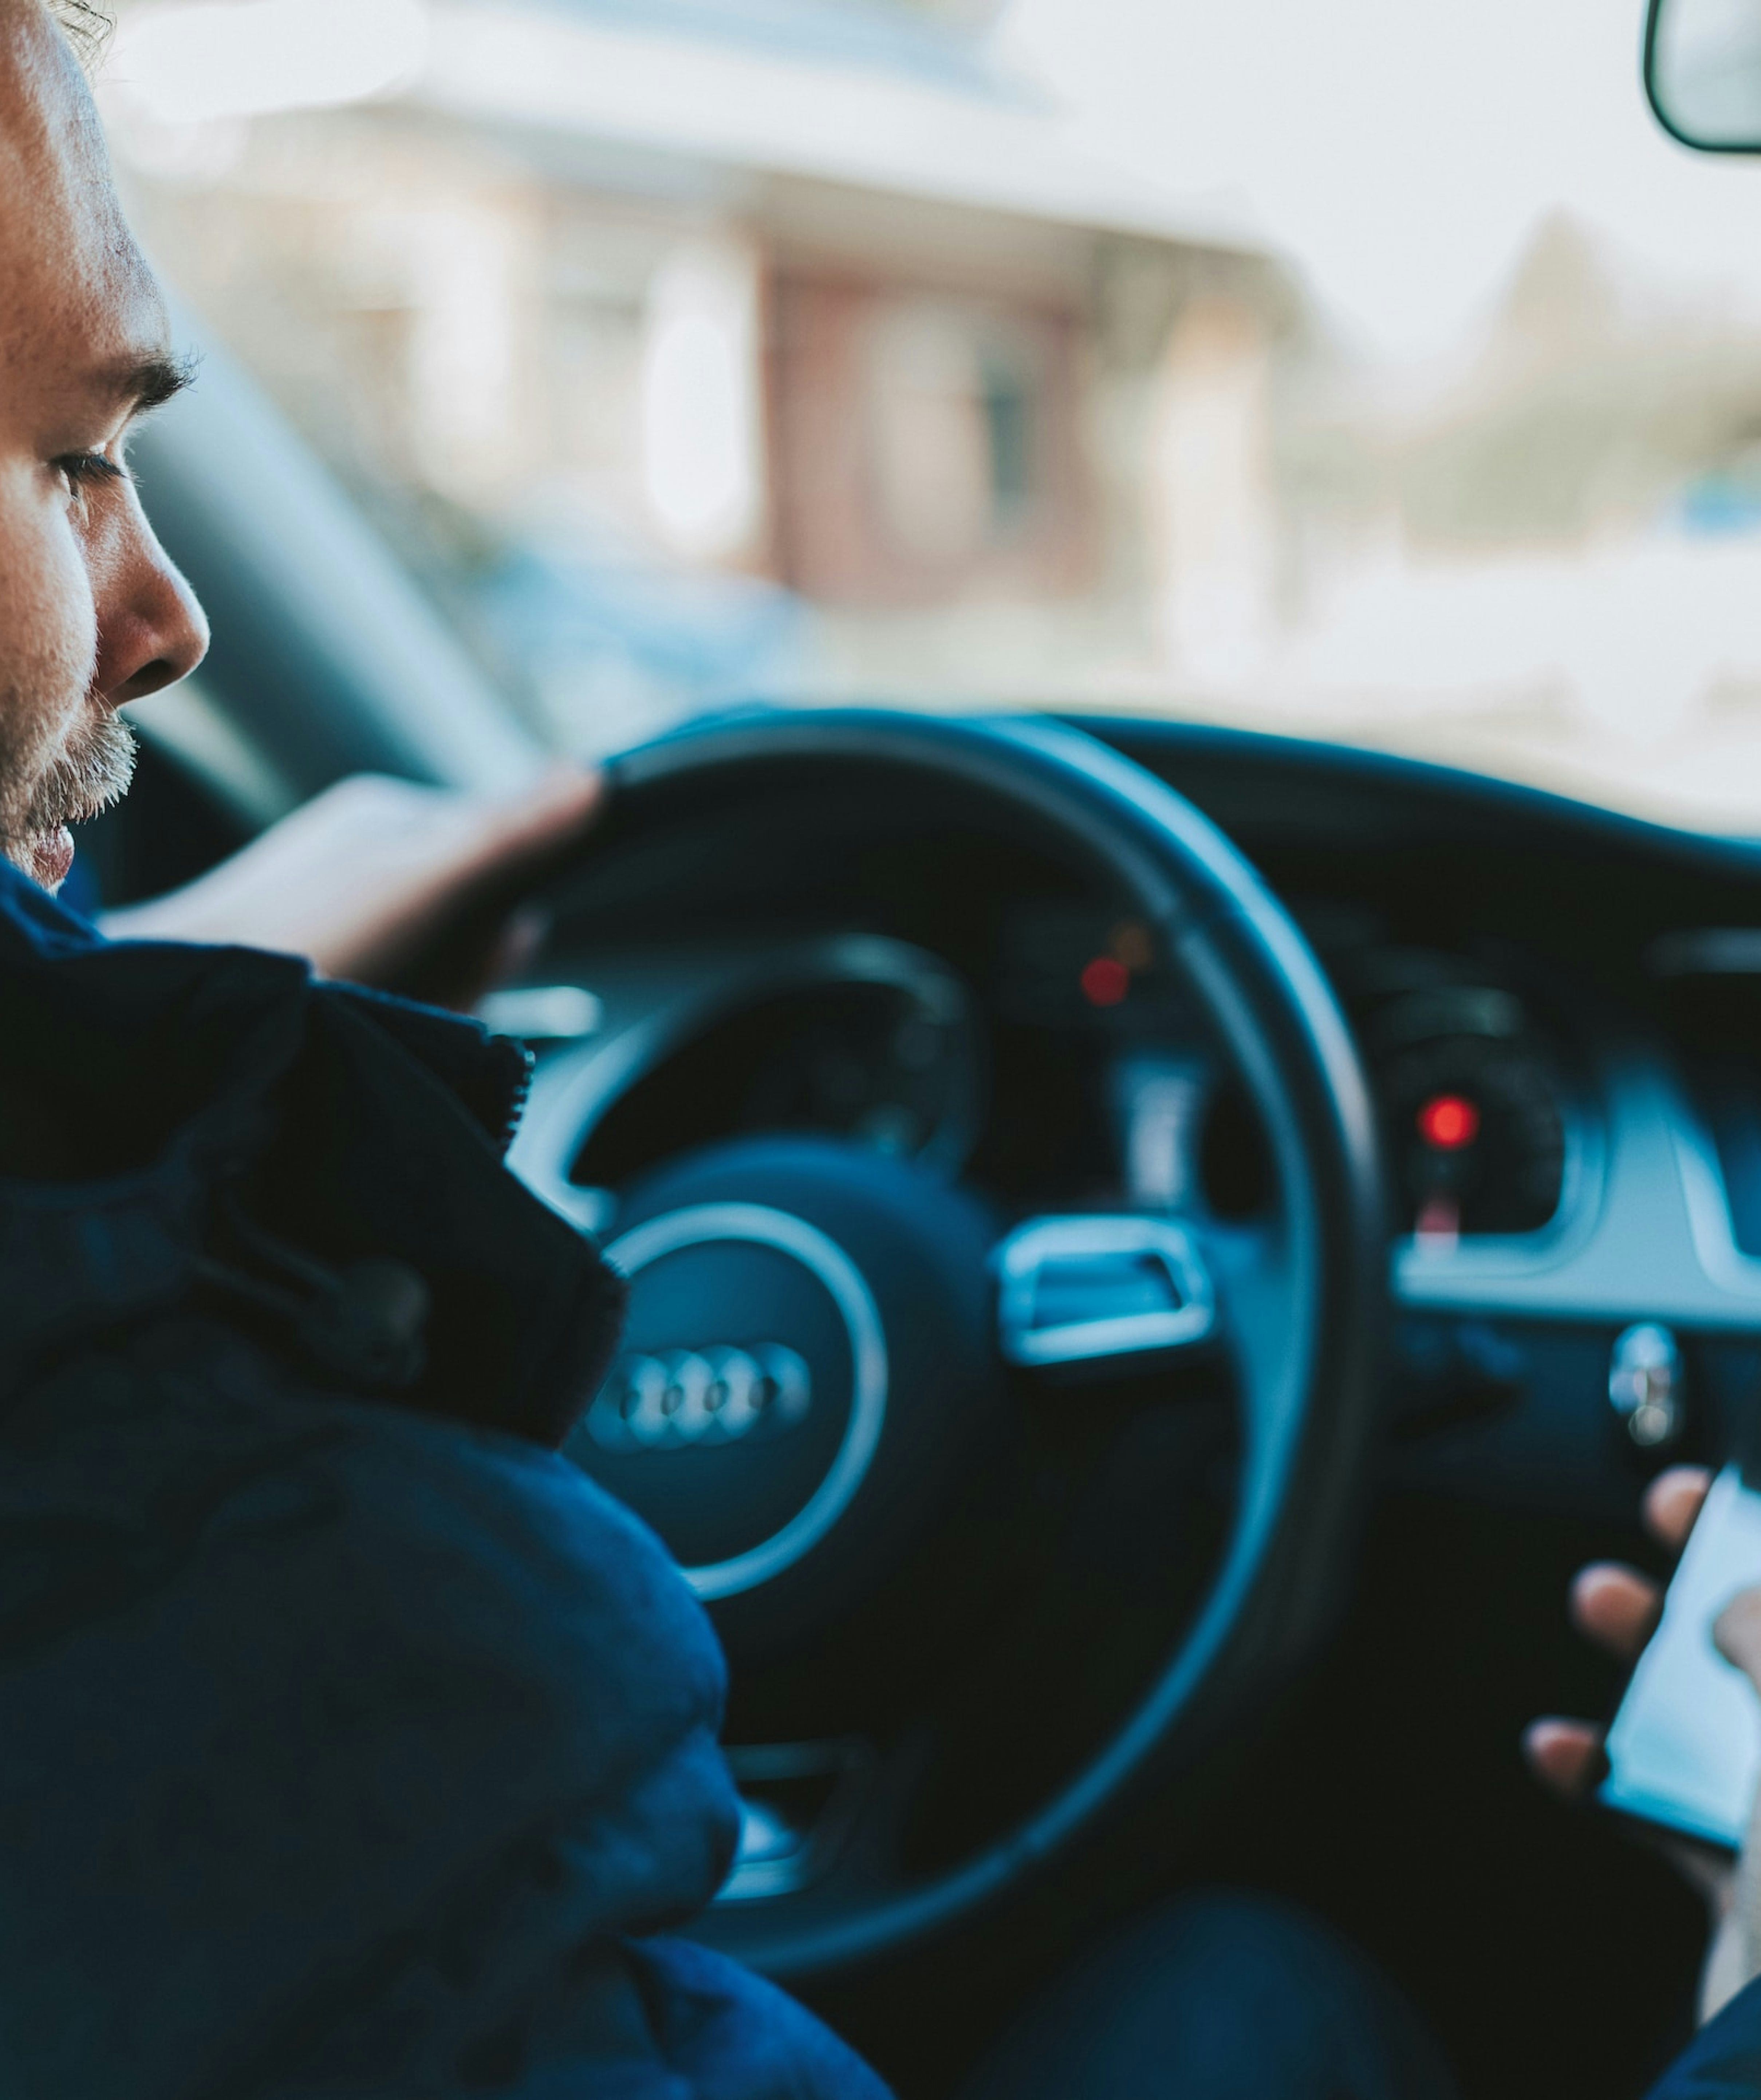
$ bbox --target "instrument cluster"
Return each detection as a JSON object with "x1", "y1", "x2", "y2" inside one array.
[
  {"x1": 532, "y1": 939, "x2": 986, "y2": 1204},
  {"x1": 512, "y1": 911, "x2": 1580, "y2": 1252},
  {"x1": 1333, "y1": 945, "x2": 1575, "y2": 1244}
]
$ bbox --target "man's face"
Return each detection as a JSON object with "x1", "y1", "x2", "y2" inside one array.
[{"x1": 0, "y1": 0, "x2": 206, "y2": 891}]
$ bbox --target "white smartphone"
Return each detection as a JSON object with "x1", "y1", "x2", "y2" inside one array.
[{"x1": 1601, "y1": 1464, "x2": 1761, "y2": 1850}]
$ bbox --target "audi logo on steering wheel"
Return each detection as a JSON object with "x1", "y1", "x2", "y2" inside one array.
[{"x1": 585, "y1": 1344, "x2": 813, "y2": 1452}]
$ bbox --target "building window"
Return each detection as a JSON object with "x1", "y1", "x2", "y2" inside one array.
[{"x1": 770, "y1": 275, "x2": 1088, "y2": 606}]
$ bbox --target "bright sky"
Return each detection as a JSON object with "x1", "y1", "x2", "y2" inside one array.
[{"x1": 998, "y1": 0, "x2": 1761, "y2": 358}]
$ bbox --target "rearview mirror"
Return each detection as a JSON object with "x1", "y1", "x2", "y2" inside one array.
[{"x1": 1646, "y1": 0, "x2": 1761, "y2": 150}]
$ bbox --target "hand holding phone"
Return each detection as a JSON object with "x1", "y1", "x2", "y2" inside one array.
[
  {"x1": 1524, "y1": 1464, "x2": 1761, "y2": 2025},
  {"x1": 1601, "y1": 1466, "x2": 1761, "y2": 1850}
]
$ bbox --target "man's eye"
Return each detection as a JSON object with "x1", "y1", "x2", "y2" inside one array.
[{"x1": 54, "y1": 450, "x2": 127, "y2": 496}]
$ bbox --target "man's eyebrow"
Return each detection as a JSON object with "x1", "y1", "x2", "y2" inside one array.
[
  {"x1": 96, "y1": 349, "x2": 200, "y2": 419},
  {"x1": 123, "y1": 350, "x2": 199, "y2": 415}
]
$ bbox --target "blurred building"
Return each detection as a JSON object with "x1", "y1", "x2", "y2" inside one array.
[
  {"x1": 1286, "y1": 213, "x2": 1761, "y2": 560},
  {"x1": 102, "y1": 0, "x2": 1296, "y2": 741}
]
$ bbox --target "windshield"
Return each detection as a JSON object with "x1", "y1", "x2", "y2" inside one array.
[{"x1": 96, "y1": 0, "x2": 1761, "y2": 833}]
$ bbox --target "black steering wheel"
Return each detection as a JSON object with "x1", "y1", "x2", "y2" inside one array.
[{"x1": 508, "y1": 709, "x2": 1385, "y2": 1982}]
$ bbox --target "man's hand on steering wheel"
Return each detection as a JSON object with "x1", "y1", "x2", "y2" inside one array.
[
  {"x1": 1524, "y1": 1466, "x2": 1761, "y2": 2024},
  {"x1": 98, "y1": 765, "x2": 604, "y2": 1006}
]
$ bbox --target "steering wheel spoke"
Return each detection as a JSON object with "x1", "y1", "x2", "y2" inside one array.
[{"x1": 992, "y1": 1213, "x2": 1218, "y2": 1372}]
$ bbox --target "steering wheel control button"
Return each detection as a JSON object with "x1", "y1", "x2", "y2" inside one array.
[
  {"x1": 994, "y1": 1215, "x2": 1216, "y2": 1370},
  {"x1": 1609, "y1": 1322, "x2": 1685, "y2": 1448},
  {"x1": 586, "y1": 1344, "x2": 812, "y2": 1450}
]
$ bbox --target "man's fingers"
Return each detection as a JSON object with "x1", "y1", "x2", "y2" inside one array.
[
  {"x1": 1643, "y1": 1465, "x2": 1714, "y2": 1552},
  {"x1": 1524, "y1": 1718, "x2": 1607, "y2": 1799},
  {"x1": 469, "y1": 765, "x2": 604, "y2": 867},
  {"x1": 1713, "y1": 1588, "x2": 1761, "y2": 1688},
  {"x1": 98, "y1": 768, "x2": 608, "y2": 997},
  {"x1": 1570, "y1": 1561, "x2": 1664, "y2": 1660}
]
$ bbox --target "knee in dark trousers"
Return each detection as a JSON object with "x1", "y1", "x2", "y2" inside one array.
[{"x1": 960, "y1": 1892, "x2": 1457, "y2": 2100}]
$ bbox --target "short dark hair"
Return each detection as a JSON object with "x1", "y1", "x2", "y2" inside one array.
[{"x1": 46, "y1": 2, "x2": 114, "y2": 66}]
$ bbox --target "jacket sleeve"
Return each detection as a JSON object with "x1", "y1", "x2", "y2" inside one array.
[
  {"x1": 623, "y1": 1939, "x2": 894, "y2": 2100},
  {"x1": 1644, "y1": 1978, "x2": 1761, "y2": 2099},
  {"x1": 0, "y1": 1323, "x2": 888, "y2": 2099}
]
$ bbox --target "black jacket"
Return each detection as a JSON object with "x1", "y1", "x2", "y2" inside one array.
[{"x1": 0, "y1": 862, "x2": 885, "y2": 2098}]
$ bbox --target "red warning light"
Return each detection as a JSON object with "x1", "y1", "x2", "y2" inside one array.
[
  {"x1": 1080, "y1": 955, "x2": 1131, "y2": 1007},
  {"x1": 1417, "y1": 1093, "x2": 1480, "y2": 1151}
]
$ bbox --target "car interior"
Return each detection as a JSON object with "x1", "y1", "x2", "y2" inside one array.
[{"x1": 68, "y1": 0, "x2": 1761, "y2": 2093}]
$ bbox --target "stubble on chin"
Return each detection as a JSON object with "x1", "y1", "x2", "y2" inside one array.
[{"x1": 0, "y1": 674, "x2": 138, "y2": 895}]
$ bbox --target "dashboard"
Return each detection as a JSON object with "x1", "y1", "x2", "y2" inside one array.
[
  {"x1": 494, "y1": 717, "x2": 1761, "y2": 1529},
  {"x1": 86, "y1": 696, "x2": 1753, "y2": 2087}
]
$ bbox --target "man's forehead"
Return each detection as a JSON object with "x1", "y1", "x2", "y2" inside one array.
[
  {"x1": 0, "y1": 0, "x2": 171, "y2": 411},
  {"x1": 0, "y1": 219, "x2": 173, "y2": 426},
  {"x1": 73, "y1": 257, "x2": 176, "y2": 391}
]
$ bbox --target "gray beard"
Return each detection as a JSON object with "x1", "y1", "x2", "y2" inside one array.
[
  {"x1": 0, "y1": 708, "x2": 138, "y2": 882},
  {"x1": 26, "y1": 708, "x2": 138, "y2": 829}
]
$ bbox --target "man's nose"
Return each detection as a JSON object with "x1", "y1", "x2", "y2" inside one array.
[{"x1": 93, "y1": 509, "x2": 210, "y2": 704}]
